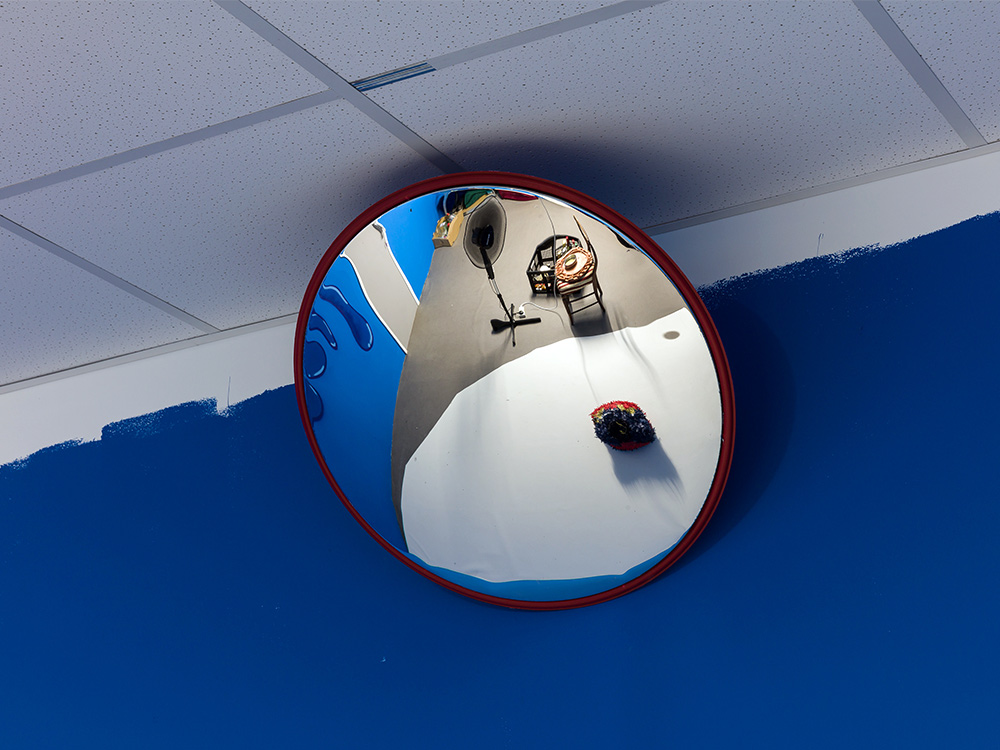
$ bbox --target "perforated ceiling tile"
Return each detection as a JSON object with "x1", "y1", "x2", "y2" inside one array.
[
  {"x1": 370, "y1": 2, "x2": 966, "y2": 228},
  {"x1": 0, "y1": 100, "x2": 440, "y2": 331},
  {"x1": 0, "y1": 1, "x2": 326, "y2": 187},
  {"x1": 0, "y1": 230, "x2": 203, "y2": 385},
  {"x1": 884, "y1": 1, "x2": 1000, "y2": 142},
  {"x1": 246, "y1": 0, "x2": 617, "y2": 80}
]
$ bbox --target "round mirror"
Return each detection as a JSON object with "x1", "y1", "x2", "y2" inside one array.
[{"x1": 295, "y1": 173, "x2": 734, "y2": 609}]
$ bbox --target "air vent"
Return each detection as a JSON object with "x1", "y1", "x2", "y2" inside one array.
[{"x1": 352, "y1": 62, "x2": 436, "y2": 91}]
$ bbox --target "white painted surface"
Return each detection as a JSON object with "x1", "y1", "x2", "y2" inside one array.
[
  {"x1": 884, "y1": 1, "x2": 1000, "y2": 142},
  {"x1": 341, "y1": 223, "x2": 418, "y2": 352},
  {"x1": 370, "y1": 1, "x2": 965, "y2": 228},
  {"x1": 401, "y1": 309, "x2": 722, "y2": 582},
  {"x1": 0, "y1": 0, "x2": 324, "y2": 186},
  {"x1": 246, "y1": 0, "x2": 616, "y2": 81},
  {"x1": 5, "y1": 145, "x2": 1000, "y2": 468},
  {"x1": 2, "y1": 1, "x2": 998, "y2": 386},
  {"x1": 654, "y1": 146, "x2": 1000, "y2": 288},
  {"x1": 0, "y1": 100, "x2": 440, "y2": 330},
  {"x1": 0, "y1": 321, "x2": 295, "y2": 468},
  {"x1": 0, "y1": 231, "x2": 202, "y2": 385}
]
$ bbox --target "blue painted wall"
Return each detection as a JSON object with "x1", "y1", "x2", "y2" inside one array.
[
  {"x1": 304, "y1": 257, "x2": 407, "y2": 550},
  {"x1": 2, "y1": 213, "x2": 998, "y2": 747},
  {"x1": 377, "y1": 190, "x2": 443, "y2": 298}
]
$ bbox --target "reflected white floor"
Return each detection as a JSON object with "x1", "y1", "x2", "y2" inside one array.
[{"x1": 400, "y1": 308, "x2": 723, "y2": 583}]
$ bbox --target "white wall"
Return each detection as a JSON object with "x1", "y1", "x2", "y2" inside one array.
[
  {"x1": 3, "y1": 145, "x2": 999, "y2": 466},
  {"x1": 653, "y1": 144, "x2": 1000, "y2": 288},
  {"x1": 0, "y1": 319, "x2": 295, "y2": 466}
]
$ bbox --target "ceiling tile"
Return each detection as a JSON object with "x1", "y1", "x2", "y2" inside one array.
[
  {"x1": 0, "y1": 0, "x2": 326, "y2": 187},
  {"x1": 0, "y1": 230, "x2": 203, "y2": 385},
  {"x1": 0, "y1": 100, "x2": 441, "y2": 331},
  {"x1": 369, "y1": 2, "x2": 966, "y2": 228},
  {"x1": 884, "y1": 0, "x2": 1000, "y2": 142},
  {"x1": 246, "y1": 0, "x2": 617, "y2": 80}
]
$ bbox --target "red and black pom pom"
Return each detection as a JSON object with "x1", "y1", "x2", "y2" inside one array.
[{"x1": 590, "y1": 401, "x2": 656, "y2": 451}]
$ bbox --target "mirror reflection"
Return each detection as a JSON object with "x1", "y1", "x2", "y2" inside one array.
[{"x1": 300, "y1": 184, "x2": 724, "y2": 604}]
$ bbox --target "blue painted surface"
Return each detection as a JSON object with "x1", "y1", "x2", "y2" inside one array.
[
  {"x1": 2, "y1": 213, "x2": 999, "y2": 747},
  {"x1": 316, "y1": 284, "x2": 374, "y2": 351},
  {"x1": 377, "y1": 191, "x2": 443, "y2": 299},
  {"x1": 303, "y1": 258, "x2": 405, "y2": 550},
  {"x1": 297, "y1": 192, "x2": 443, "y2": 551}
]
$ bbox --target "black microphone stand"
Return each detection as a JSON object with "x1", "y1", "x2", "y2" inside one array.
[{"x1": 473, "y1": 228, "x2": 540, "y2": 347}]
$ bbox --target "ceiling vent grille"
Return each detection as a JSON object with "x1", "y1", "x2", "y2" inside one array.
[{"x1": 353, "y1": 62, "x2": 436, "y2": 91}]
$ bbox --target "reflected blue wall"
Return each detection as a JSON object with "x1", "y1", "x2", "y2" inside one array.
[
  {"x1": 304, "y1": 258, "x2": 405, "y2": 549},
  {"x1": 301, "y1": 193, "x2": 443, "y2": 550},
  {"x1": 378, "y1": 191, "x2": 442, "y2": 299},
  {"x1": 1, "y1": 214, "x2": 998, "y2": 747}
]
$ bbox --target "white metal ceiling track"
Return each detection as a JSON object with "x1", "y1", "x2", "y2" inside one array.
[
  {"x1": 0, "y1": 91, "x2": 342, "y2": 203},
  {"x1": 0, "y1": 215, "x2": 219, "y2": 334},
  {"x1": 854, "y1": 0, "x2": 987, "y2": 149},
  {"x1": 214, "y1": 0, "x2": 464, "y2": 174}
]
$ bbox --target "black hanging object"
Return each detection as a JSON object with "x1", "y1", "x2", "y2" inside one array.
[
  {"x1": 463, "y1": 195, "x2": 507, "y2": 270},
  {"x1": 462, "y1": 193, "x2": 539, "y2": 345}
]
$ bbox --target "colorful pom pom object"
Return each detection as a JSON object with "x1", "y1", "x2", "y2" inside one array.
[{"x1": 590, "y1": 401, "x2": 657, "y2": 451}]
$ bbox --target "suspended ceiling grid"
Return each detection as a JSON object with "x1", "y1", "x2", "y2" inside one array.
[{"x1": 1, "y1": 0, "x2": 998, "y2": 388}]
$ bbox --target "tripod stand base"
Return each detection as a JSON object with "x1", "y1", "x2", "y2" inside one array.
[{"x1": 491, "y1": 316, "x2": 541, "y2": 332}]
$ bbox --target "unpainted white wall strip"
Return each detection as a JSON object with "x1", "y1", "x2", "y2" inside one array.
[
  {"x1": 0, "y1": 316, "x2": 297, "y2": 467},
  {"x1": 642, "y1": 140, "x2": 1000, "y2": 236},
  {"x1": 0, "y1": 313, "x2": 296, "y2": 397},
  {"x1": 373, "y1": 221, "x2": 419, "y2": 304}
]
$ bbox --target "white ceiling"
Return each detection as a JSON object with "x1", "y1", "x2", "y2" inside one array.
[{"x1": 1, "y1": 0, "x2": 998, "y2": 388}]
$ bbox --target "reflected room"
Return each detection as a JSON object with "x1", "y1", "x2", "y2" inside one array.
[{"x1": 299, "y1": 182, "x2": 726, "y2": 604}]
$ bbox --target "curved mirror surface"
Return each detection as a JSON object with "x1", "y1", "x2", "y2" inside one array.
[{"x1": 299, "y1": 184, "x2": 725, "y2": 604}]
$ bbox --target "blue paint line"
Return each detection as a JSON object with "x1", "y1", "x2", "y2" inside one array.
[
  {"x1": 101, "y1": 399, "x2": 219, "y2": 442},
  {"x1": 2, "y1": 439, "x2": 87, "y2": 471}
]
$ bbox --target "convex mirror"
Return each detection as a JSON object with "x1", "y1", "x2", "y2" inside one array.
[{"x1": 295, "y1": 173, "x2": 734, "y2": 608}]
